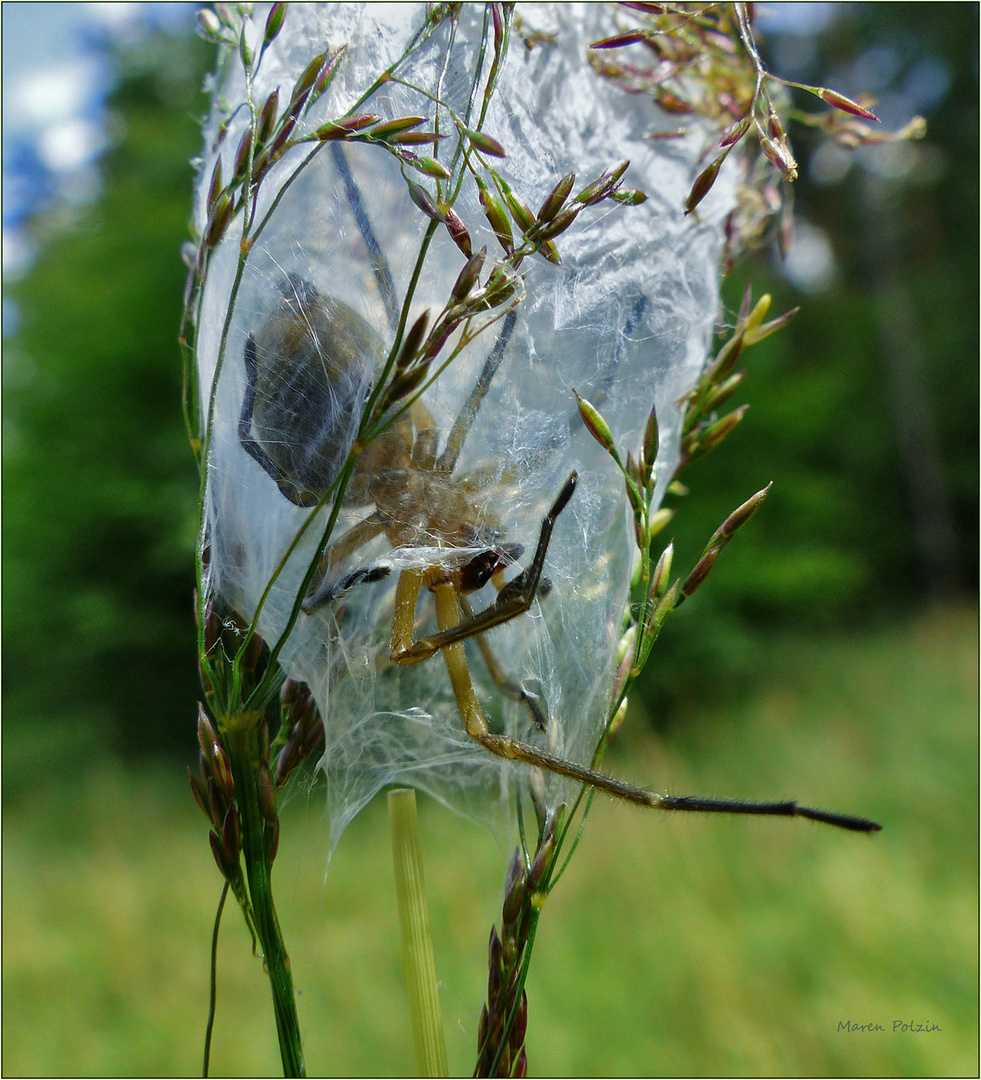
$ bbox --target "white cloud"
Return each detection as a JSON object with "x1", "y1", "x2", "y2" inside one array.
[
  {"x1": 85, "y1": 2, "x2": 142, "y2": 28},
  {"x1": 9, "y1": 59, "x2": 101, "y2": 132},
  {"x1": 38, "y1": 117, "x2": 105, "y2": 172}
]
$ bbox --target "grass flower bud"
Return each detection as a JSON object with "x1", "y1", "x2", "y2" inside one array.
[
  {"x1": 760, "y1": 134, "x2": 799, "y2": 181},
  {"x1": 258, "y1": 764, "x2": 277, "y2": 823},
  {"x1": 574, "y1": 392, "x2": 617, "y2": 457},
  {"x1": 196, "y1": 703, "x2": 220, "y2": 757},
  {"x1": 450, "y1": 250, "x2": 484, "y2": 300},
  {"x1": 274, "y1": 731, "x2": 302, "y2": 789},
  {"x1": 648, "y1": 506, "x2": 674, "y2": 537},
  {"x1": 444, "y1": 209, "x2": 474, "y2": 257},
  {"x1": 693, "y1": 404, "x2": 748, "y2": 456},
  {"x1": 680, "y1": 545, "x2": 718, "y2": 598},
  {"x1": 209, "y1": 743, "x2": 234, "y2": 801},
  {"x1": 476, "y1": 176, "x2": 514, "y2": 252},
  {"x1": 206, "y1": 157, "x2": 224, "y2": 211},
  {"x1": 502, "y1": 866, "x2": 527, "y2": 926},
  {"x1": 465, "y1": 128, "x2": 507, "y2": 158},
  {"x1": 204, "y1": 191, "x2": 233, "y2": 248},
  {"x1": 394, "y1": 310, "x2": 431, "y2": 369},
  {"x1": 715, "y1": 483, "x2": 771, "y2": 543},
  {"x1": 813, "y1": 85, "x2": 880, "y2": 122},
  {"x1": 262, "y1": 3, "x2": 286, "y2": 48},
  {"x1": 743, "y1": 292, "x2": 771, "y2": 333},
  {"x1": 574, "y1": 159, "x2": 629, "y2": 206},
  {"x1": 606, "y1": 698, "x2": 628, "y2": 742},
  {"x1": 196, "y1": 9, "x2": 222, "y2": 41},
  {"x1": 536, "y1": 173, "x2": 575, "y2": 224},
  {"x1": 221, "y1": 803, "x2": 242, "y2": 866},
  {"x1": 527, "y1": 835, "x2": 555, "y2": 892},
  {"x1": 406, "y1": 178, "x2": 442, "y2": 221},
  {"x1": 209, "y1": 830, "x2": 234, "y2": 879},
  {"x1": 288, "y1": 51, "x2": 328, "y2": 115},
  {"x1": 686, "y1": 153, "x2": 725, "y2": 215},
  {"x1": 188, "y1": 767, "x2": 210, "y2": 821},
  {"x1": 536, "y1": 203, "x2": 580, "y2": 240},
  {"x1": 641, "y1": 402, "x2": 659, "y2": 482},
  {"x1": 367, "y1": 116, "x2": 428, "y2": 140},
  {"x1": 314, "y1": 113, "x2": 381, "y2": 140},
  {"x1": 651, "y1": 542, "x2": 674, "y2": 601}
]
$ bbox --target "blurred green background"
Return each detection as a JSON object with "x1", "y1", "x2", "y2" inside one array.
[{"x1": 2, "y1": 5, "x2": 977, "y2": 1077}]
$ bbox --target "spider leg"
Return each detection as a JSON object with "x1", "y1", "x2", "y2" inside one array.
[
  {"x1": 392, "y1": 471, "x2": 578, "y2": 665},
  {"x1": 303, "y1": 513, "x2": 388, "y2": 610},
  {"x1": 459, "y1": 594, "x2": 547, "y2": 732},
  {"x1": 436, "y1": 310, "x2": 517, "y2": 477},
  {"x1": 431, "y1": 579, "x2": 880, "y2": 831},
  {"x1": 390, "y1": 568, "x2": 426, "y2": 655},
  {"x1": 409, "y1": 399, "x2": 439, "y2": 470},
  {"x1": 305, "y1": 563, "x2": 392, "y2": 608},
  {"x1": 387, "y1": 486, "x2": 881, "y2": 834},
  {"x1": 330, "y1": 143, "x2": 400, "y2": 334}
]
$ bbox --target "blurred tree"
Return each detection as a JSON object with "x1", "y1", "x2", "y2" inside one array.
[
  {"x1": 638, "y1": 3, "x2": 977, "y2": 722},
  {"x1": 3, "y1": 27, "x2": 212, "y2": 780}
]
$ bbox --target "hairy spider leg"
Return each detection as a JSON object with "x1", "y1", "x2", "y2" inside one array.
[
  {"x1": 436, "y1": 310, "x2": 517, "y2": 477},
  {"x1": 389, "y1": 474, "x2": 882, "y2": 834},
  {"x1": 408, "y1": 398, "x2": 439, "y2": 469},
  {"x1": 330, "y1": 143, "x2": 400, "y2": 334},
  {"x1": 460, "y1": 593, "x2": 548, "y2": 732},
  {"x1": 390, "y1": 471, "x2": 578, "y2": 665},
  {"x1": 386, "y1": 470, "x2": 683, "y2": 798},
  {"x1": 303, "y1": 513, "x2": 388, "y2": 609},
  {"x1": 429, "y1": 582, "x2": 881, "y2": 831},
  {"x1": 301, "y1": 396, "x2": 440, "y2": 611},
  {"x1": 417, "y1": 562, "x2": 881, "y2": 830}
]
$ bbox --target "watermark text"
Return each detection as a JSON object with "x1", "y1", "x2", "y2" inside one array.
[{"x1": 837, "y1": 1020, "x2": 942, "y2": 1034}]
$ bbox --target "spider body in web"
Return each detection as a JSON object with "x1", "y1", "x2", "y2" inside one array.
[
  {"x1": 239, "y1": 275, "x2": 563, "y2": 731},
  {"x1": 242, "y1": 276, "x2": 509, "y2": 560},
  {"x1": 236, "y1": 275, "x2": 881, "y2": 833}
]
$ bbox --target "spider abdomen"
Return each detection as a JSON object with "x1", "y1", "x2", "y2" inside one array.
[{"x1": 243, "y1": 278, "x2": 383, "y2": 504}]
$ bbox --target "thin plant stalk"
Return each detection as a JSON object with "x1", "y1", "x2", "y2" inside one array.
[
  {"x1": 389, "y1": 789, "x2": 448, "y2": 1078},
  {"x1": 223, "y1": 711, "x2": 305, "y2": 1078}
]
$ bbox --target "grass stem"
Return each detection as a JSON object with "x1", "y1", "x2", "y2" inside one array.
[{"x1": 388, "y1": 788, "x2": 448, "y2": 1077}]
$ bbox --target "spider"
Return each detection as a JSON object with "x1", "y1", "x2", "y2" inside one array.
[{"x1": 239, "y1": 276, "x2": 881, "y2": 834}]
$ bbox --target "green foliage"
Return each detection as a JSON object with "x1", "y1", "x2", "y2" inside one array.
[
  {"x1": 639, "y1": 4, "x2": 978, "y2": 720},
  {"x1": 3, "y1": 610, "x2": 975, "y2": 1074},
  {"x1": 3, "y1": 30, "x2": 212, "y2": 769}
]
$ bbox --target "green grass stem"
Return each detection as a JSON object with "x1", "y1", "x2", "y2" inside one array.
[{"x1": 389, "y1": 788, "x2": 448, "y2": 1077}]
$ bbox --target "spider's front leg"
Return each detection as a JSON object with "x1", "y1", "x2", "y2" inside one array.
[
  {"x1": 302, "y1": 513, "x2": 388, "y2": 610},
  {"x1": 390, "y1": 471, "x2": 578, "y2": 666},
  {"x1": 412, "y1": 577, "x2": 883, "y2": 831},
  {"x1": 460, "y1": 593, "x2": 548, "y2": 732},
  {"x1": 417, "y1": 574, "x2": 682, "y2": 807},
  {"x1": 387, "y1": 476, "x2": 883, "y2": 832}
]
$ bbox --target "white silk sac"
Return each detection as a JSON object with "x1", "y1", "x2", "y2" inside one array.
[{"x1": 193, "y1": 3, "x2": 736, "y2": 851}]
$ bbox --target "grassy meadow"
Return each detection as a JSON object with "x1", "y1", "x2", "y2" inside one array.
[{"x1": 3, "y1": 607, "x2": 977, "y2": 1077}]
